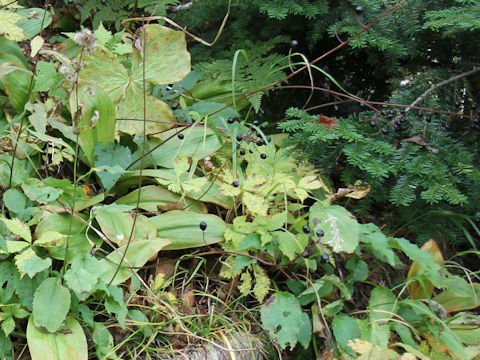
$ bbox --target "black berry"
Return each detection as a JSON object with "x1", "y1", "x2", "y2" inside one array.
[
  {"x1": 418, "y1": 110, "x2": 423, "y2": 117},
  {"x1": 425, "y1": 115, "x2": 432, "y2": 123},
  {"x1": 260, "y1": 124, "x2": 267, "y2": 130},
  {"x1": 199, "y1": 222, "x2": 207, "y2": 231},
  {"x1": 68, "y1": 0, "x2": 73, "y2": 3},
  {"x1": 381, "y1": 110, "x2": 387, "y2": 116},
  {"x1": 445, "y1": 122, "x2": 451, "y2": 130},
  {"x1": 316, "y1": 229, "x2": 324, "y2": 237},
  {"x1": 302, "y1": 250, "x2": 310, "y2": 258},
  {"x1": 257, "y1": 139, "x2": 265, "y2": 146},
  {"x1": 291, "y1": 39, "x2": 298, "y2": 47},
  {"x1": 101, "y1": 0, "x2": 106, "y2": 4},
  {"x1": 253, "y1": 120, "x2": 259, "y2": 126},
  {"x1": 260, "y1": 153, "x2": 267, "y2": 159},
  {"x1": 399, "y1": 117, "x2": 406, "y2": 123},
  {"x1": 472, "y1": 103, "x2": 477, "y2": 109},
  {"x1": 382, "y1": 128, "x2": 389, "y2": 134},
  {"x1": 178, "y1": 133, "x2": 184, "y2": 140},
  {"x1": 455, "y1": 101, "x2": 460, "y2": 107},
  {"x1": 266, "y1": 136, "x2": 271, "y2": 142},
  {"x1": 321, "y1": 253, "x2": 330, "y2": 262},
  {"x1": 236, "y1": 134, "x2": 243, "y2": 142},
  {"x1": 302, "y1": 225, "x2": 310, "y2": 234},
  {"x1": 228, "y1": 117, "x2": 235, "y2": 124},
  {"x1": 239, "y1": 149, "x2": 246, "y2": 155},
  {"x1": 369, "y1": 89, "x2": 375, "y2": 95},
  {"x1": 356, "y1": 5, "x2": 364, "y2": 14},
  {"x1": 370, "y1": 120, "x2": 377, "y2": 127},
  {"x1": 232, "y1": 180, "x2": 239, "y2": 187},
  {"x1": 235, "y1": 143, "x2": 240, "y2": 149},
  {"x1": 171, "y1": 102, "x2": 179, "y2": 110}
]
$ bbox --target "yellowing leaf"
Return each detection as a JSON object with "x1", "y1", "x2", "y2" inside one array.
[
  {"x1": 173, "y1": 155, "x2": 190, "y2": 176},
  {"x1": 298, "y1": 175, "x2": 324, "y2": 190},
  {"x1": 344, "y1": 185, "x2": 371, "y2": 199},
  {"x1": 0, "y1": 10, "x2": 25, "y2": 41},
  {"x1": 238, "y1": 271, "x2": 252, "y2": 295},
  {"x1": 408, "y1": 239, "x2": 444, "y2": 299},
  {"x1": 34, "y1": 231, "x2": 66, "y2": 248},
  {"x1": 1, "y1": 217, "x2": 31, "y2": 243},
  {"x1": 243, "y1": 192, "x2": 269, "y2": 216},
  {"x1": 253, "y1": 264, "x2": 271, "y2": 303},
  {"x1": 30, "y1": 35, "x2": 44, "y2": 57},
  {"x1": 15, "y1": 247, "x2": 51, "y2": 278}
]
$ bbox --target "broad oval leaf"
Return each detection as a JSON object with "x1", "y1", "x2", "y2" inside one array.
[
  {"x1": 132, "y1": 126, "x2": 222, "y2": 169},
  {"x1": 27, "y1": 315, "x2": 87, "y2": 360},
  {"x1": 116, "y1": 185, "x2": 207, "y2": 213},
  {"x1": 69, "y1": 81, "x2": 116, "y2": 164},
  {"x1": 131, "y1": 24, "x2": 190, "y2": 86},
  {"x1": 97, "y1": 239, "x2": 171, "y2": 286},
  {"x1": 32, "y1": 277, "x2": 71, "y2": 333},
  {"x1": 150, "y1": 210, "x2": 227, "y2": 250},
  {"x1": 34, "y1": 213, "x2": 102, "y2": 261}
]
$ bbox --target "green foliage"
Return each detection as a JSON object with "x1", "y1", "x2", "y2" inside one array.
[{"x1": 2, "y1": 1, "x2": 480, "y2": 358}]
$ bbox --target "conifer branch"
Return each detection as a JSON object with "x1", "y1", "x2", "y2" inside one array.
[{"x1": 408, "y1": 67, "x2": 480, "y2": 110}]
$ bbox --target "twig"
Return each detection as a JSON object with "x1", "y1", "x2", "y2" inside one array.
[{"x1": 408, "y1": 67, "x2": 480, "y2": 111}]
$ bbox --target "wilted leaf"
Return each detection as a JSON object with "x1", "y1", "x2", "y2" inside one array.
[{"x1": 407, "y1": 239, "x2": 444, "y2": 299}]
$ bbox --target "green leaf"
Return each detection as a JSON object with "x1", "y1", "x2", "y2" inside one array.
[
  {"x1": 13, "y1": 8, "x2": 52, "y2": 40},
  {"x1": 1, "y1": 316, "x2": 15, "y2": 337},
  {"x1": 64, "y1": 267, "x2": 98, "y2": 298},
  {"x1": 0, "y1": 217, "x2": 31, "y2": 242},
  {"x1": 69, "y1": 81, "x2": 116, "y2": 164},
  {"x1": 310, "y1": 203, "x2": 359, "y2": 253},
  {"x1": 297, "y1": 280, "x2": 334, "y2": 306},
  {"x1": 359, "y1": 223, "x2": 398, "y2": 266},
  {"x1": 15, "y1": 248, "x2": 51, "y2": 278},
  {"x1": 95, "y1": 209, "x2": 133, "y2": 246},
  {"x1": 93, "y1": 143, "x2": 132, "y2": 192},
  {"x1": 27, "y1": 315, "x2": 87, "y2": 360},
  {"x1": 92, "y1": 322, "x2": 114, "y2": 359},
  {"x1": 260, "y1": 291, "x2": 306, "y2": 350},
  {"x1": 22, "y1": 178, "x2": 62, "y2": 204},
  {"x1": 32, "y1": 277, "x2": 71, "y2": 333},
  {"x1": 369, "y1": 287, "x2": 396, "y2": 322},
  {"x1": 3, "y1": 188, "x2": 26, "y2": 213},
  {"x1": 332, "y1": 314, "x2": 362, "y2": 355},
  {"x1": 32, "y1": 61, "x2": 57, "y2": 92},
  {"x1": 274, "y1": 231, "x2": 303, "y2": 260},
  {"x1": 433, "y1": 279, "x2": 480, "y2": 313},
  {"x1": 150, "y1": 210, "x2": 226, "y2": 250},
  {"x1": 97, "y1": 239, "x2": 171, "y2": 286},
  {"x1": 94, "y1": 22, "x2": 112, "y2": 46}
]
